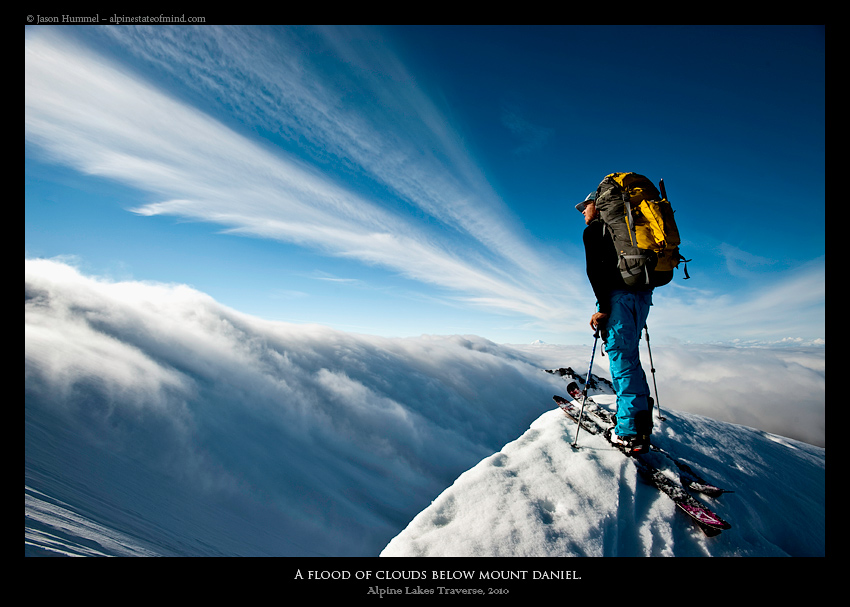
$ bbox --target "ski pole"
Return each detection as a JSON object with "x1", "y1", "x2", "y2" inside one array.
[
  {"x1": 571, "y1": 329, "x2": 599, "y2": 449},
  {"x1": 643, "y1": 325, "x2": 665, "y2": 422}
]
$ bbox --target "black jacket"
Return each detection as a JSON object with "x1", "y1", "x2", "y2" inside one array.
[{"x1": 583, "y1": 219, "x2": 631, "y2": 314}]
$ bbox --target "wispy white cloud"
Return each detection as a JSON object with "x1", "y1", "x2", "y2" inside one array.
[
  {"x1": 24, "y1": 29, "x2": 573, "y2": 324},
  {"x1": 95, "y1": 26, "x2": 567, "y2": 293},
  {"x1": 651, "y1": 257, "x2": 824, "y2": 345},
  {"x1": 25, "y1": 28, "x2": 824, "y2": 347},
  {"x1": 309, "y1": 271, "x2": 364, "y2": 285},
  {"x1": 718, "y1": 242, "x2": 778, "y2": 278}
]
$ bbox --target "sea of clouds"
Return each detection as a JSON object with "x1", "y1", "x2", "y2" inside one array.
[{"x1": 25, "y1": 258, "x2": 824, "y2": 556}]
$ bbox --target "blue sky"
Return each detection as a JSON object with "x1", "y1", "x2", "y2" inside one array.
[{"x1": 25, "y1": 25, "x2": 824, "y2": 346}]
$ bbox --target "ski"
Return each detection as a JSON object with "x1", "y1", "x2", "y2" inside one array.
[
  {"x1": 561, "y1": 382, "x2": 730, "y2": 497},
  {"x1": 553, "y1": 394, "x2": 599, "y2": 435},
  {"x1": 656, "y1": 455, "x2": 730, "y2": 498},
  {"x1": 545, "y1": 367, "x2": 612, "y2": 391},
  {"x1": 604, "y1": 428, "x2": 732, "y2": 536},
  {"x1": 630, "y1": 454, "x2": 731, "y2": 536},
  {"x1": 552, "y1": 392, "x2": 732, "y2": 536},
  {"x1": 564, "y1": 382, "x2": 614, "y2": 423}
]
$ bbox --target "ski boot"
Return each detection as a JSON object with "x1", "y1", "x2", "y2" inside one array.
[{"x1": 604, "y1": 427, "x2": 650, "y2": 456}]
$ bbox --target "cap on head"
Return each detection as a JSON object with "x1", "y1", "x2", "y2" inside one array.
[{"x1": 575, "y1": 191, "x2": 597, "y2": 213}]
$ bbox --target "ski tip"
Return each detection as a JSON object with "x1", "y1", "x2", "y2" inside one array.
[
  {"x1": 686, "y1": 482, "x2": 732, "y2": 498},
  {"x1": 677, "y1": 503, "x2": 731, "y2": 534}
]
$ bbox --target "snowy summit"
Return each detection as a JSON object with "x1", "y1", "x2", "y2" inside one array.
[{"x1": 382, "y1": 379, "x2": 824, "y2": 557}]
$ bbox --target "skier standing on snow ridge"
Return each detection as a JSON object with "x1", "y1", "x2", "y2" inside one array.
[{"x1": 576, "y1": 187, "x2": 653, "y2": 455}]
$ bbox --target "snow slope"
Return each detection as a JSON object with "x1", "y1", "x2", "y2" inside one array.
[
  {"x1": 25, "y1": 259, "x2": 825, "y2": 557},
  {"x1": 381, "y1": 387, "x2": 825, "y2": 557}
]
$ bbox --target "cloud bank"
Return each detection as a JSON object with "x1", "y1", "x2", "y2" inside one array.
[
  {"x1": 25, "y1": 258, "x2": 562, "y2": 555},
  {"x1": 25, "y1": 259, "x2": 824, "y2": 555}
]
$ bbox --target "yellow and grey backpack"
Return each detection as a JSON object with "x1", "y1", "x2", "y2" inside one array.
[{"x1": 594, "y1": 172, "x2": 690, "y2": 288}]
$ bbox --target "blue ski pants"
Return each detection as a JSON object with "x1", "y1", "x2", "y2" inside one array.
[{"x1": 601, "y1": 290, "x2": 653, "y2": 437}]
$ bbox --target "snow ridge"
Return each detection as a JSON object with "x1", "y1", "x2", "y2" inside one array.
[{"x1": 382, "y1": 386, "x2": 824, "y2": 557}]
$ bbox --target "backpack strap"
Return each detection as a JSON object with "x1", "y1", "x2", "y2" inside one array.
[
  {"x1": 621, "y1": 188, "x2": 638, "y2": 247},
  {"x1": 678, "y1": 253, "x2": 692, "y2": 279}
]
